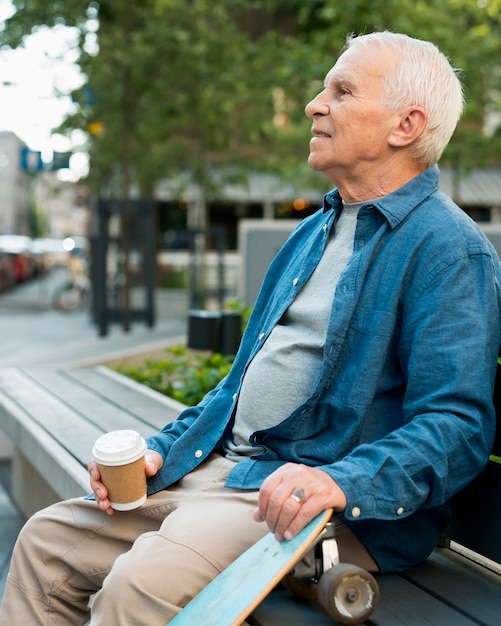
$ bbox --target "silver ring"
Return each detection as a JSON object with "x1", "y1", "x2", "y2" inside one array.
[{"x1": 289, "y1": 489, "x2": 305, "y2": 505}]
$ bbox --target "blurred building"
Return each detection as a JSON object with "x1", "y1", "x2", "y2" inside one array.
[
  {"x1": 0, "y1": 131, "x2": 30, "y2": 235},
  {"x1": 32, "y1": 172, "x2": 89, "y2": 239},
  {"x1": 153, "y1": 167, "x2": 501, "y2": 252},
  {"x1": 439, "y1": 167, "x2": 501, "y2": 223},
  {"x1": 0, "y1": 131, "x2": 89, "y2": 239}
]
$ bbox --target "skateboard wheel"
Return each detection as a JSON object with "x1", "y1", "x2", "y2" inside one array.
[
  {"x1": 282, "y1": 574, "x2": 318, "y2": 600},
  {"x1": 317, "y1": 563, "x2": 379, "y2": 625}
]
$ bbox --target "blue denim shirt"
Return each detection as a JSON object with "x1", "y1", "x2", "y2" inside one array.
[{"x1": 147, "y1": 166, "x2": 501, "y2": 572}]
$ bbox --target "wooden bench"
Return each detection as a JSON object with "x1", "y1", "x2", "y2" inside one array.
[
  {"x1": 0, "y1": 366, "x2": 500, "y2": 625},
  {"x1": 0, "y1": 366, "x2": 184, "y2": 518}
]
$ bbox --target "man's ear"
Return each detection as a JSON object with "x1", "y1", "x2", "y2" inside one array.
[{"x1": 389, "y1": 107, "x2": 427, "y2": 147}]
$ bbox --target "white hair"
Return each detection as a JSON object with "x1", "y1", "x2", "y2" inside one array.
[{"x1": 345, "y1": 32, "x2": 465, "y2": 166}]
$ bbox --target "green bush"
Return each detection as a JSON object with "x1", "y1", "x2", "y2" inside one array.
[{"x1": 114, "y1": 345, "x2": 234, "y2": 406}]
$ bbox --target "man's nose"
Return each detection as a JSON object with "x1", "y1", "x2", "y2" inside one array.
[{"x1": 305, "y1": 93, "x2": 328, "y2": 119}]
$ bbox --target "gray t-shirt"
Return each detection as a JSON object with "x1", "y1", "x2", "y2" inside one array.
[{"x1": 224, "y1": 202, "x2": 362, "y2": 460}]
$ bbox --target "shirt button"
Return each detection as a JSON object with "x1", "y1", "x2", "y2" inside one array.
[
  {"x1": 342, "y1": 285, "x2": 347, "y2": 293},
  {"x1": 258, "y1": 332, "x2": 265, "y2": 340},
  {"x1": 195, "y1": 450, "x2": 203, "y2": 459},
  {"x1": 351, "y1": 507, "x2": 361, "y2": 518},
  {"x1": 323, "y1": 223, "x2": 328, "y2": 234},
  {"x1": 232, "y1": 393, "x2": 238, "y2": 402},
  {"x1": 397, "y1": 507, "x2": 404, "y2": 516},
  {"x1": 293, "y1": 277, "x2": 299, "y2": 286}
]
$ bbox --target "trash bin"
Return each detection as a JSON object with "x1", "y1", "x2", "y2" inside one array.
[
  {"x1": 187, "y1": 310, "x2": 222, "y2": 352},
  {"x1": 187, "y1": 310, "x2": 242, "y2": 355}
]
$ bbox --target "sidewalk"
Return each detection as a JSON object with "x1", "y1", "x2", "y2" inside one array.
[
  {"x1": 0, "y1": 269, "x2": 190, "y2": 603},
  {"x1": 0, "y1": 267, "x2": 189, "y2": 367}
]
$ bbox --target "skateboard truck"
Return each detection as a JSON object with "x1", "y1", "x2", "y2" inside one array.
[{"x1": 284, "y1": 520, "x2": 380, "y2": 625}]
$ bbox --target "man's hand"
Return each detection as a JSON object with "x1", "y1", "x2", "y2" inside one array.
[
  {"x1": 88, "y1": 449, "x2": 164, "y2": 515},
  {"x1": 253, "y1": 463, "x2": 347, "y2": 541}
]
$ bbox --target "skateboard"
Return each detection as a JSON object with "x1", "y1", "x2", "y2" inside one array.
[
  {"x1": 169, "y1": 508, "x2": 332, "y2": 626},
  {"x1": 169, "y1": 507, "x2": 379, "y2": 625}
]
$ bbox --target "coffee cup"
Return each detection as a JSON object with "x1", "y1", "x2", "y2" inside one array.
[{"x1": 92, "y1": 429, "x2": 148, "y2": 511}]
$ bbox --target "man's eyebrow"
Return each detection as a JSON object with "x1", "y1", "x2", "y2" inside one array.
[{"x1": 323, "y1": 74, "x2": 355, "y2": 90}]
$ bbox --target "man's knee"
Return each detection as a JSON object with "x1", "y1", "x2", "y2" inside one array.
[
  {"x1": 12, "y1": 507, "x2": 52, "y2": 559},
  {"x1": 94, "y1": 534, "x2": 220, "y2": 615}
]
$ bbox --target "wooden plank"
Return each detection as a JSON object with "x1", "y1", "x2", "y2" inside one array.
[
  {"x1": 249, "y1": 587, "x2": 337, "y2": 625},
  {"x1": 371, "y1": 573, "x2": 480, "y2": 625},
  {"x1": 0, "y1": 369, "x2": 102, "y2": 466},
  {"x1": 0, "y1": 387, "x2": 89, "y2": 498},
  {"x1": 66, "y1": 367, "x2": 182, "y2": 430},
  {"x1": 20, "y1": 369, "x2": 158, "y2": 440},
  {"x1": 251, "y1": 572, "x2": 481, "y2": 626},
  {"x1": 93, "y1": 366, "x2": 183, "y2": 424},
  {"x1": 0, "y1": 366, "x2": 181, "y2": 515},
  {"x1": 402, "y1": 548, "x2": 501, "y2": 625}
]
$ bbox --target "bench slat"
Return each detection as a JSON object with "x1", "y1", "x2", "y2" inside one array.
[
  {"x1": 21, "y1": 369, "x2": 159, "y2": 440},
  {"x1": 66, "y1": 367, "x2": 182, "y2": 430},
  {"x1": 0, "y1": 369, "x2": 103, "y2": 465},
  {"x1": 0, "y1": 386, "x2": 89, "y2": 498},
  {"x1": 250, "y1": 587, "x2": 343, "y2": 626},
  {"x1": 372, "y1": 573, "x2": 481, "y2": 625},
  {"x1": 252, "y1": 576, "x2": 481, "y2": 626},
  {"x1": 402, "y1": 548, "x2": 501, "y2": 625}
]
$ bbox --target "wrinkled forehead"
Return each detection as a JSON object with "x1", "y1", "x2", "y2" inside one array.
[{"x1": 324, "y1": 43, "x2": 398, "y2": 89}]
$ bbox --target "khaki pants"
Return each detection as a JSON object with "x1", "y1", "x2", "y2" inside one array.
[{"x1": 0, "y1": 455, "x2": 377, "y2": 625}]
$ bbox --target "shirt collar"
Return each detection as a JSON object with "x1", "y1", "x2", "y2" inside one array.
[{"x1": 322, "y1": 165, "x2": 440, "y2": 229}]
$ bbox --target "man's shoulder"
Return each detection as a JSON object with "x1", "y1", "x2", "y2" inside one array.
[{"x1": 420, "y1": 189, "x2": 488, "y2": 242}]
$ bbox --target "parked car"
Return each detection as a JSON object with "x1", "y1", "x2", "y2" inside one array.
[
  {"x1": 0, "y1": 235, "x2": 34, "y2": 283},
  {"x1": 0, "y1": 252, "x2": 15, "y2": 292}
]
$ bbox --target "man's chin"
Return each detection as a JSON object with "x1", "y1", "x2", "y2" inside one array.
[{"x1": 307, "y1": 155, "x2": 323, "y2": 172}]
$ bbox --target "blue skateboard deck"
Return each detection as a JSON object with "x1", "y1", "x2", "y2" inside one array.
[{"x1": 169, "y1": 508, "x2": 332, "y2": 626}]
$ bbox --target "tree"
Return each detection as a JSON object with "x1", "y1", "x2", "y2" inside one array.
[
  {"x1": 1, "y1": 1, "x2": 300, "y2": 199},
  {"x1": 2, "y1": 0, "x2": 500, "y2": 202}
]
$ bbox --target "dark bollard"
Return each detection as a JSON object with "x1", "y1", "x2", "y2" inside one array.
[
  {"x1": 187, "y1": 310, "x2": 222, "y2": 352},
  {"x1": 187, "y1": 310, "x2": 242, "y2": 354}
]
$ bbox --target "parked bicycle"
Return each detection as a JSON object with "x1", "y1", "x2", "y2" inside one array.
[
  {"x1": 53, "y1": 272, "x2": 92, "y2": 311},
  {"x1": 53, "y1": 254, "x2": 91, "y2": 311}
]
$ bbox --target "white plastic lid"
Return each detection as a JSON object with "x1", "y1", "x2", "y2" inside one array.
[{"x1": 92, "y1": 430, "x2": 147, "y2": 466}]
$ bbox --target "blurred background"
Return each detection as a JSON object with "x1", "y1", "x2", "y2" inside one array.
[{"x1": 1, "y1": 0, "x2": 500, "y2": 335}]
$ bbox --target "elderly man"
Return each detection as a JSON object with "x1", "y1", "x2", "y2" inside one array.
[{"x1": 1, "y1": 31, "x2": 500, "y2": 625}]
